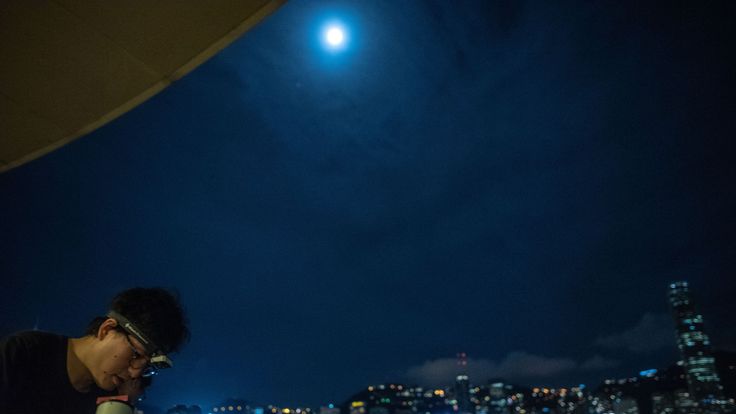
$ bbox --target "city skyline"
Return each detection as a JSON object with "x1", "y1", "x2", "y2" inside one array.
[
  {"x1": 174, "y1": 347, "x2": 736, "y2": 414},
  {"x1": 158, "y1": 281, "x2": 735, "y2": 413}
]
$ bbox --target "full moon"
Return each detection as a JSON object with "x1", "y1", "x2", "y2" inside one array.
[{"x1": 326, "y1": 27, "x2": 344, "y2": 46}]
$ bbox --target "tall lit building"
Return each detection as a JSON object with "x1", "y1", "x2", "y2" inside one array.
[
  {"x1": 453, "y1": 352, "x2": 473, "y2": 414},
  {"x1": 668, "y1": 281, "x2": 725, "y2": 411},
  {"x1": 455, "y1": 375, "x2": 472, "y2": 414}
]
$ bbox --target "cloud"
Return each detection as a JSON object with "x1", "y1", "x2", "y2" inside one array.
[
  {"x1": 406, "y1": 357, "x2": 497, "y2": 386},
  {"x1": 595, "y1": 313, "x2": 675, "y2": 353},
  {"x1": 497, "y1": 352, "x2": 577, "y2": 378},
  {"x1": 406, "y1": 352, "x2": 577, "y2": 386},
  {"x1": 580, "y1": 355, "x2": 620, "y2": 370}
]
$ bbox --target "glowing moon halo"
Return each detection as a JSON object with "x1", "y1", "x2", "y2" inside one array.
[{"x1": 325, "y1": 26, "x2": 344, "y2": 46}]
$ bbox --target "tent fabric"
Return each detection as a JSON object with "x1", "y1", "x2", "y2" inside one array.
[{"x1": 0, "y1": 0, "x2": 286, "y2": 173}]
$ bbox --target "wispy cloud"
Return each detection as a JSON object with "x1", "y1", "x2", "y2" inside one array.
[
  {"x1": 405, "y1": 351, "x2": 615, "y2": 386},
  {"x1": 595, "y1": 313, "x2": 675, "y2": 353},
  {"x1": 580, "y1": 355, "x2": 620, "y2": 370}
]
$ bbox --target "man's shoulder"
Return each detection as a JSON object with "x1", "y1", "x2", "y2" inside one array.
[
  {"x1": 1, "y1": 331, "x2": 84, "y2": 412},
  {"x1": 1, "y1": 330, "x2": 66, "y2": 348},
  {"x1": 0, "y1": 331, "x2": 68, "y2": 365}
]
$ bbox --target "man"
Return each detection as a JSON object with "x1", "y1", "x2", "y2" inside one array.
[{"x1": 1, "y1": 287, "x2": 189, "y2": 413}]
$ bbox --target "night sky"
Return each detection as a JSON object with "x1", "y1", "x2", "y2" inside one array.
[{"x1": 2, "y1": 0, "x2": 736, "y2": 410}]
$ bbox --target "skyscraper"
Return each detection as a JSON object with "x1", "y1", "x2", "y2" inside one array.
[
  {"x1": 667, "y1": 281, "x2": 725, "y2": 412},
  {"x1": 454, "y1": 375, "x2": 472, "y2": 414},
  {"x1": 455, "y1": 352, "x2": 473, "y2": 414}
]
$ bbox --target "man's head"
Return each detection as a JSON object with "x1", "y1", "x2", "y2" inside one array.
[{"x1": 83, "y1": 287, "x2": 189, "y2": 391}]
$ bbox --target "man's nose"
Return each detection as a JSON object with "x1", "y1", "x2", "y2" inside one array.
[{"x1": 128, "y1": 365, "x2": 145, "y2": 379}]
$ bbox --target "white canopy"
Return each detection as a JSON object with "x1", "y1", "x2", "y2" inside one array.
[{"x1": 0, "y1": 0, "x2": 286, "y2": 172}]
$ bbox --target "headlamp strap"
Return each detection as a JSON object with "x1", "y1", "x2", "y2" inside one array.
[{"x1": 106, "y1": 310, "x2": 159, "y2": 356}]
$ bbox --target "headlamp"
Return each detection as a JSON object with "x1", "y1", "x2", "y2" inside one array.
[{"x1": 107, "y1": 311, "x2": 173, "y2": 376}]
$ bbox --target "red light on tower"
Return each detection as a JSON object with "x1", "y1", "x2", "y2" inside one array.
[{"x1": 457, "y1": 352, "x2": 467, "y2": 367}]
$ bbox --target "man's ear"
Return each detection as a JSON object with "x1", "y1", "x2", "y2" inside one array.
[{"x1": 97, "y1": 318, "x2": 118, "y2": 340}]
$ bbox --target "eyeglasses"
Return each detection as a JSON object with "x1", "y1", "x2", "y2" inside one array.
[
  {"x1": 124, "y1": 334, "x2": 150, "y2": 368},
  {"x1": 108, "y1": 311, "x2": 174, "y2": 375}
]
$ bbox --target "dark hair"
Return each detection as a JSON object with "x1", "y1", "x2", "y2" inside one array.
[{"x1": 85, "y1": 287, "x2": 190, "y2": 354}]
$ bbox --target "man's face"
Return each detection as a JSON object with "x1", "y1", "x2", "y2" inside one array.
[{"x1": 90, "y1": 319, "x2": 149, "y2": 391}]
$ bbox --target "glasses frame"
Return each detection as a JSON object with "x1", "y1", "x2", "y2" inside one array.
[
  {"x1": 107, "y1": 310, "x2": 173, "y2": 377},
  {"x1": 117, "y1": 328, "x2": 158, "y2": 377},
  {"x1": 123, "y1": 333, "x2": 150, "y2": 368}
]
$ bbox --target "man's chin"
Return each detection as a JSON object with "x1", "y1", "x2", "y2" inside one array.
[{"x1": 98, "y1": 375, "x2": 119, "y2": 391}]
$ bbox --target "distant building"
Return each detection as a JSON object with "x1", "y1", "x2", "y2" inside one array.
[
  {"x1": 673, "y1": 390, "x2": 697, "y2": 414},
  {"x1": 488, "y1": 382, "x2": 510, "y2": 414},
  {"x1": 369, "y1": 407, "x2": 390, "y2": 414},
  {"x1": 455, "y1": 375, "x2": 473, "y2": 414},
  {"x1": 321, "y1": 406, "x2": 341, "y2": 414},
  {"x1": 613, "y1": 397, "x2": 639, "y2": 414},
  {"x1": 652, "y1": 392, "x2": 675, "y2": 414},
  {"x1": 209, "y1": 399, "x2": 259, "y2": 414},
  {"x1": 350, "y1": 401, "x2": 367, "y2": 414},
  {"x1": 168, "y1": 405, "x2": 202, "y2": 414},
  {"x1": 668, "y1": 281, "x2": 726, "y2": 411}
]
